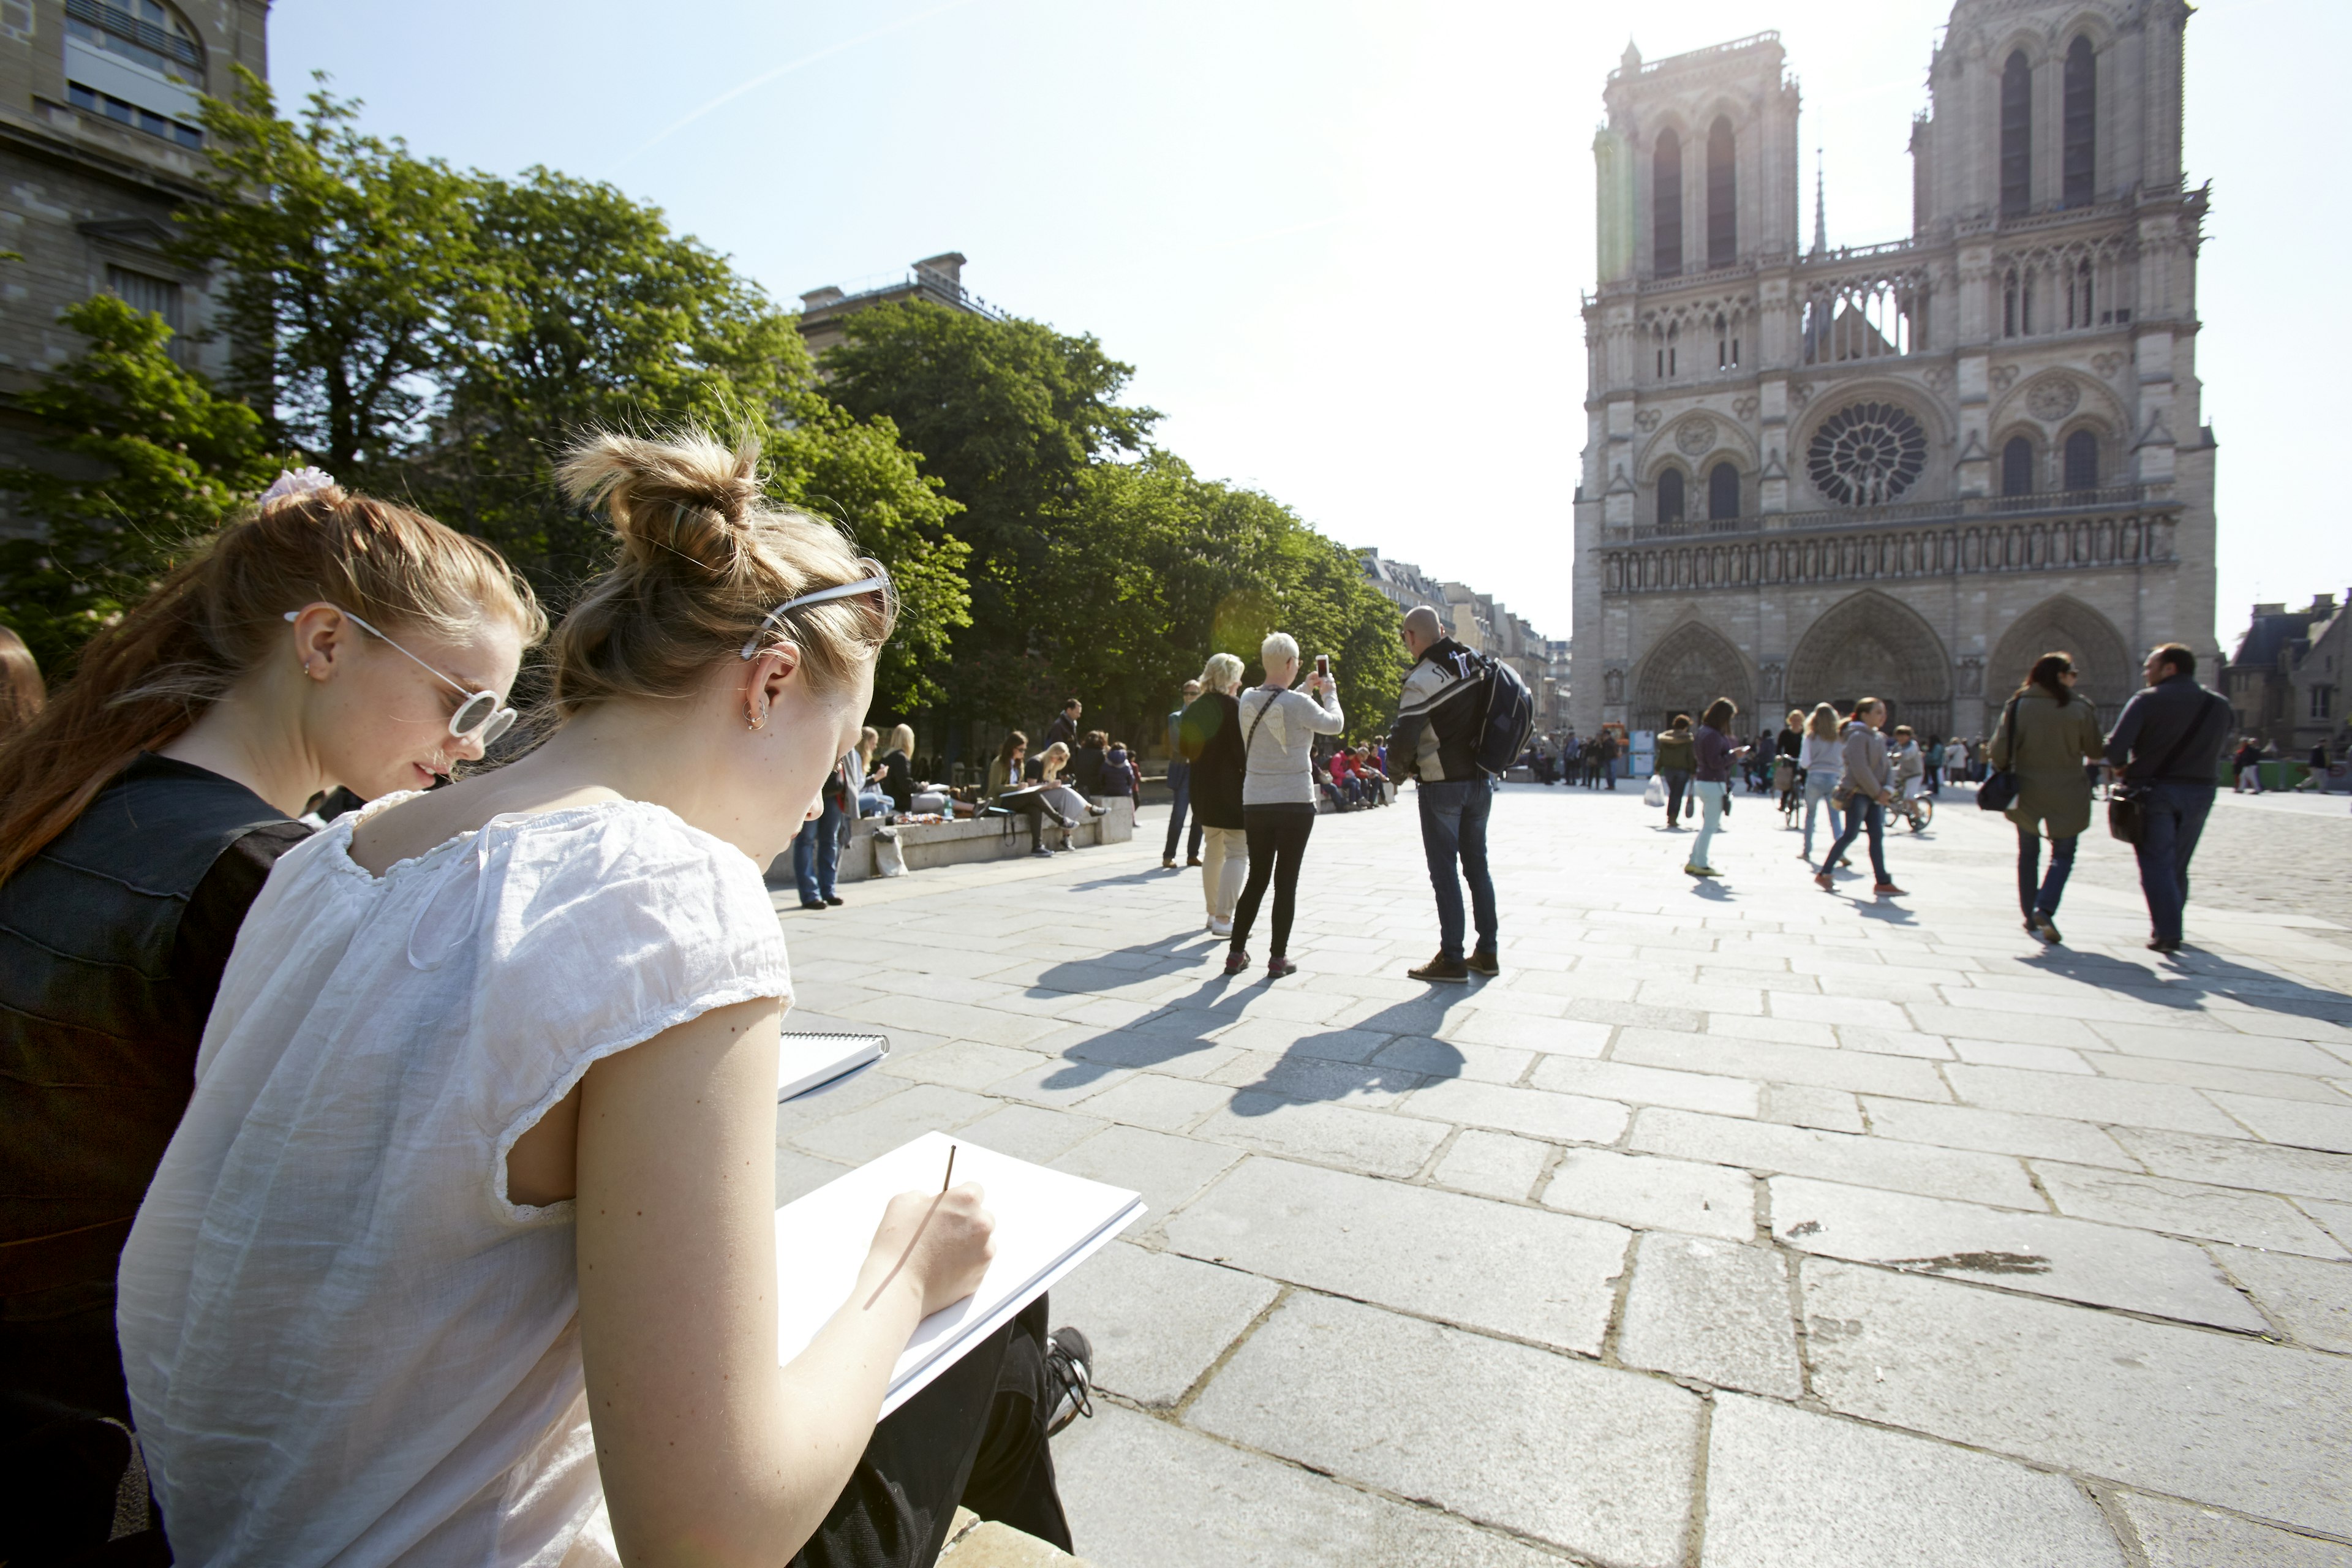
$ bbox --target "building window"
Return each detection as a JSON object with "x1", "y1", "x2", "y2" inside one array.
[
  {"x1": 2063, "y1": 429, "x2": 2099, "y2": 490},
  {"x1": 1653, "y1": 129, "x2": 1682, "y2": 277},
  {"x1": 1806, "y1": 401, "x2": 1928, "y2": 507},
  {"x1": 107, "y1": 263, "x2": 183, "y2": 331},
  {"x1": 64, "y1": 0, "x2": 204, "y2": 148},
  {"x1": 1706, "y1": 116, "x2": 1736, "y2": 268},
  {"x1": 2002, "y1": 436, "x2": 2034, "y2": 497},
  {"x1": 2062, "y1": 37, "x2": 2095, "y2": 208},
  {"x1": 2000, "y1": 51, "x2": 2032, "y2": 216},
  {"x1": 1708, "y1": 461, "x2": 1740, "y2": 521},
  {"x1": 2314, "y1": 685, "x2": 2336, "y2": 722},
  {"x1": 2067, "y1": 259, "x2": 2094, "y2": 330},
  {"x1": 1657, "y1": 468, "x2": 1685, "y2": 526}
]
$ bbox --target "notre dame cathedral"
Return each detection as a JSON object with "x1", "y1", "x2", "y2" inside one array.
[{"x1": 1569, "y1": 0, "x2": 2212, "y2": 743}]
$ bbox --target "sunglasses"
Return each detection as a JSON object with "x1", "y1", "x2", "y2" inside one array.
[
  {"x1": 739, "y1": 559, "x2": 897, "y2": 660},
  {"x1": 285, "y1": 604, "x2": 518, "y2": 745}
]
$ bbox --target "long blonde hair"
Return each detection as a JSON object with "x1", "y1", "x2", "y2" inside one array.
[
  {"x1": 551, "y1": 429, "x2": 894, "y2": 715},
  {"x1": 886, "y1": 722, "x2": 916, "y2": 756},
  {"x1": 1806, "y1": 702, "x2": 1840, "y2": 740}
]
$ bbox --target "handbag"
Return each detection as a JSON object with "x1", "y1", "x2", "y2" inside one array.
[
  {"x1": 1976, "y1": 697, "x2": 2022, "y2": 812},
  {"x1": 2109, "y1": 693, "x2": 2223, "y2": 845}
]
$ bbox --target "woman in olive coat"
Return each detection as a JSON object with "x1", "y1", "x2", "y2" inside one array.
[{"x1": 1987, "y1": 651, "x2": 2107, "y2": 943}]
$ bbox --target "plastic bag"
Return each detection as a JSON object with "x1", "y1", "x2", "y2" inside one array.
[
  {"x1": 872, "y1": 825, "x2": 907, "y2": 878},
  {"x1": 1643, "y1": 774, "x2": 1666, "y2": 809}
]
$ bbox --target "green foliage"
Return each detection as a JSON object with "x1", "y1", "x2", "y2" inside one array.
[{"x1": 0, "y1": 296, "x2": 275, "y2": 671}]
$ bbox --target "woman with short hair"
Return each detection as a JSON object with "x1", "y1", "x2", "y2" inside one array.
[
  {"x1": 1988, "y1": 651, "x2": 2106, "y2": 943},
  {"x1": 1225, "y1": 632, "x2": 1343, "y2": 978},
  {"x1": 1182, "y1": 652, "x2": 1249, "y2": 933},
  {"x1": 1814, "y1": 697, "x2": 1905, "y2": 897}
]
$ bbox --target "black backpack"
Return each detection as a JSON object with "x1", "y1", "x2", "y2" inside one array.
[{"x1": 1471, "y1": 654, "x2": 1536, "y2": 778}]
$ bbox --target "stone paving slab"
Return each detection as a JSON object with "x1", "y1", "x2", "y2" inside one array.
[
  {"x1": 1801, "y1": 1257, "x2": 2352, "y2": 1538},
  {"x1": 1045, "y1": 1242, "x2": 1277, "y2": 1408},
  {"x1": 1702, "y1": 1395, "x2": 2127, "y2": 1568},
  {"x1": 1541, "y1": 1146, "x2": 1757, "y2": 1240},
  {"x1": 2113, "y1": 1493, "x2": 2352, "y2": 1568},
  {"x1": 2211, "y1": 1245, "x2": 2352, "y2": 1351},
  {"x1": 2029, "y1": 1160, "x2": 2351, "y2": 1256},
  {"x1": 1185, "y1": 1291, "x2": 1702, "y2": 1567},
  {"x1": 1615, "y1": 1233, "x2": 1802, "y2": 1396},
  {"x1": 1627, "y1": 1108, "x2": 2041, "y2": 1207}
]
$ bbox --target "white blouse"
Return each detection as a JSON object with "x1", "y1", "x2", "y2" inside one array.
[{"x1": 118, "y1": 796, "x2": 794, "y2": 1567}]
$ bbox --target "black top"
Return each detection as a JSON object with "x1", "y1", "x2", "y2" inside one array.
[
  {"x1": 0, "y1": 753, "x2": 309, "y2": 1303},
  {"x1": 1179, "y1": 693, "x2": 1245, "y2": 829},
  {"x1": 2106, "y1": 675, "x2": 2231, "y2": 786},
  {"x1": 880, "y1": 748, "x2": 914, "y2": 812},
  {"x1": 1097, "y1": 745, "x2": 1135, "y2": 797},
  {"x1": 1071, "y1": 742, "x2": 1108, "y2": 797},
  {"x1": 1776, "y1": 727, "x2": 1803, "y2": 759},
  {"x1": 1043, "y1": 714, "x2": 1078, "y2": 753}
]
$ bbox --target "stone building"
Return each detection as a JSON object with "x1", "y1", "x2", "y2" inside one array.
[
  {"x1": 1356, "y1": 546, "x2": 1553, "y2": 700},
  {"x1": 1569, "y1": 2, "x2": 2214, "y2": 745},
  {"x1": 2224, "y1": 594, "x2": 2350, "y2": 756},
  {"x1": 0, "y1": 0, "x2": 267, "y2": 535},
  {"x1": 796, "y1": 251, "x2": 1005, "y2": 359}
]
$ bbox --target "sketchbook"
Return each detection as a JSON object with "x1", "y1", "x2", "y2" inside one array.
[
  {"x1": 778, "y1": 1032, "x2": 890, "y2": 1102},
  {"x1": 772, "y1": 1131, "x2": 1145, "y2": 1417}
]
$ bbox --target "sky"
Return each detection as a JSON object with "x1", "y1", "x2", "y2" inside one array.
[{"x1": 270, "y1": 0, "x2": 2323, "y2": 649}]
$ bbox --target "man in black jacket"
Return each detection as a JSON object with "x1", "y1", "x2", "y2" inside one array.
[
  {"x1": 2105, "y1": 642, "x2": 2230, "y2": 953},
  {"x1": 1392, "y1": 606, "x2": 1497, "y2": 983}
]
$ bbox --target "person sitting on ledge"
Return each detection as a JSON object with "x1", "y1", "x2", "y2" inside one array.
[
  {"x1": 1035, "y1": 742, "x2": 1107, "y2": 840},
  {"x1": 989, "y1": 731, "x2": 1076, "y2": 858}
]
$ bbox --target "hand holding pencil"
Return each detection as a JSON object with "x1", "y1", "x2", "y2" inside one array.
[{"x1": 857, "y1": 1142, "x2": 996, "y2": 1318}]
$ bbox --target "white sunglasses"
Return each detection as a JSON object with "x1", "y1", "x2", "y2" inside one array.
[
  {"x1": 739, "y1": 568, "x2": 894, "y2": 660},
  {"x1": 285, "y1": 604, "x2": 518, "y2": 746}
]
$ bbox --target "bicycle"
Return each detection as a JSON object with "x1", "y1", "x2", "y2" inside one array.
[
  {"x1": 1893, "y1": 790, "x2": 1935, "y2": 834},
  {"x1": 1779, "y1": 765, "x2": 1805, "y2": 829}
]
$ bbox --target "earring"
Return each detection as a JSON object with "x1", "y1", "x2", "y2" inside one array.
[{"x1": 747, "y1": 709, "x2": 766, "y2": 731}]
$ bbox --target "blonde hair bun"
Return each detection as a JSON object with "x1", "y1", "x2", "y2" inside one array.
[{"x1": 558, "y1": 430, "x2": 765, "y2": 576}]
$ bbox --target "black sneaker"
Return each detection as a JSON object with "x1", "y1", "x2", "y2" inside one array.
[
  {"x1": 1044, "y1": 1326, "x2": 1095, "y2": 1436},
  {"x1": 1409, "y1": 954, "x2": 1471, "y2": 984},
  {"x1": 1466, "y1": 949, "x2": 1500, "y2": 977}
]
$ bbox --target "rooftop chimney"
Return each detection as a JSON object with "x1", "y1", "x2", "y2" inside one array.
[
  {"x1": 799, "y1": 286, "x2": 845, "y2": 309},
  {"x1": 912, "y1": 252, "x2": 967, "y2": 288}
]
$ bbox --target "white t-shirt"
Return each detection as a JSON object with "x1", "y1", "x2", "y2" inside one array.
[{"x1": 118, "y1": 796, "x2": 793, "y2": 1566}]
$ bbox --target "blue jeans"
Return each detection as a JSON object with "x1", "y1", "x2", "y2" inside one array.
[
  {"x1": 1823, "y1": 796, "x2": 1890, "y2": 883},
  {"x1": 2134, "y1": 782, "x2": 2215, "y2": 943},
  {"x1": 1691, "y1": 780, "x2": 1726, "y2": 869},
  {"x1": 793, "y1": 790, "x2": 845, "y2": 903},
  {"x1": 1659, "y1": 768, "x2": 1691, "y2": 824},
  {"x1": 1162, "y1": 760, "x2": 1204, "y2": 861},
  {"x1": 1801, "y1": 774, "x2": 1844, "y2": 859},
  {"x1": 2018, "y1": 827, "x2": 2077, "y2": 919},
  {"x1": 1418, "y1": 778, "x2": 1497, "y2": 962}
]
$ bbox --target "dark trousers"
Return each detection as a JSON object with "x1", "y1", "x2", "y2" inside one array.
[
  {"x1": 2, "y1": 1288, "x2": 145, "y2": 1563},
  {"x1": 1418, "y1": 779, "x2": 1497, "y2": 962},
  {"x1": 1162, "y1": 763, "x2": 1204, "y2": 862},
  {"x1": 794, "y1": 791, "x2": 847, "y2": 902},
  {"x1": 1823, "y1": 796, "x2": 1890, "y2": 883},
  {"x1": 2017, "y1": 826, "x2": 2078, "y2": 919},
  {"x1": 1230, "y1": 803, "x2": 1316, "y2": 959},
  {"x1": 2133, "y1": 782, "x2": 2215, "y2": 944},
  {"x1": 793, "y1": 1294, "x2": 1069, "y2": 1567},
  {"x1": 1659, "y1": 769, "x2": 1691, "y2": 825}
]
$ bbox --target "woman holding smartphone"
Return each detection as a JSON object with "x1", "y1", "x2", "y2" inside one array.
[{"x1": 1224, "y1": 633, "x2": 1344, "y2": 978}]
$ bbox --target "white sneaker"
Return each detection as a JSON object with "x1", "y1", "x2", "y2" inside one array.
[{"x1": 1209, "y1": 918, "x2": 1234, "y2": 938}]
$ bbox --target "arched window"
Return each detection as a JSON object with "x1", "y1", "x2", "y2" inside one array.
[
  {"x1": 1708, "y1": 461, "x2": 1740, "y2": 521},
  {"x1": 2062, "y1": 37, "x2": 2095, "y2": 208},
  {"x1": 1658, "y1": 468, "x2": 1686, "y2": 526},
  {"x1": 2002, "y1": 436, "x2": 2035, "y2": 497},
  {"x1": 2063, "y1": 430, "x2": 2099, "y2": 491},
  {"x1": 1653, "y1": 130, "x2": 1683, "y2": 277},
  {"x1": 62, "y1": 0, "x2": 206, "y2": 148},
  {"x1": 2000, "y1": 51, "x2": 2032, "y2": 216},
  {"x1": 1706, "y1": 117, "x2": 1736, "y2": 268}
]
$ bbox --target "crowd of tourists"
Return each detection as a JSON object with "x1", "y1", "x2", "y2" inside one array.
[{"x1": 1638, "y1": 641, "x2": 2233, "y2": 954}]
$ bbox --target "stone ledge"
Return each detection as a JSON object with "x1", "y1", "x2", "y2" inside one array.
[{"x1": 771, "y1": 799, "x2": 1136, "y2": 887}]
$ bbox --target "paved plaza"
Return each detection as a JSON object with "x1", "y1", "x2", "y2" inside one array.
[{"x1": 771, "y1": 783, "x2": 2352, "y2": 1568}]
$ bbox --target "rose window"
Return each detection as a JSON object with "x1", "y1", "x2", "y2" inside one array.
[{"x1": 1807, "y1": 401, "x2": 1928, "y2": 506}]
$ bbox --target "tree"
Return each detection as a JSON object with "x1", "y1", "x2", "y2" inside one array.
[
  {"x1": 0, "y1": 295, "x2": 276, "y2": 670},
  {"x1": 178, "y1": 69, "x2": 490, "y2": 480}
]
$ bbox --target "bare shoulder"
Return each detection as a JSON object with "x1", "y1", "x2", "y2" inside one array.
[{"x1": 349, "y1": 776, "x2": 629, "y2": 876}]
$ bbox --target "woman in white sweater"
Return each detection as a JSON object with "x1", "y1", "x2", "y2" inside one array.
[{"x1": 1225, "y1": 631, "x2": 1344, "y2": 978}]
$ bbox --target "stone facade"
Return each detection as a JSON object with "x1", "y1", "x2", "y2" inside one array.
[
  {"x1": 0, "y1": 0, "x2": 268, "y2": 536},
  {"x1": 1570, "y1": 2, "x2": 2215, "y2": 745},
  {"x1": 2225, "y1": 594, "x2": 2350, "y2": 757},
  {"x1": 796, "y1": 251, "x2": 1006, "y2": 359}
]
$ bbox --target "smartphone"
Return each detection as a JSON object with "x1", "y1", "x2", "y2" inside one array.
[{"x1": 1315, "y1": 654, "x2": 1330, "y2": 679}]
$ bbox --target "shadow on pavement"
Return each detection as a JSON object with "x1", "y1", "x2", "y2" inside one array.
[{"x1": 2025, "y1": 941, "x2": 2352, "y2": 1023}]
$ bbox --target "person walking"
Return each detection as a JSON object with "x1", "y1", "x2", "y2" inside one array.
[
  {"x1": 1181, "y1": 654, "x2": 1250, "y2": 934},
  {"x1": 2233, "y1": 737, "x2": 2264, "y2": 794},
  {"x1": 790, "y1": 753, "x2": 853, "y2": 908},
  {"x1": 1654, "y1": 713, "x2": 1695, "y2": 829},
  {"x1": 1043, "y1": 698, "x2": 1082, "y2": 755},
  {"x1": 1797, "y1": 703, "x2": 1847, "y2": 865},
  {"x1": 1596, "y1": 726, "x2": 1620, "y2": 789},
  {"x1": 2106, "y1": 643, "x2": 2230, "y2": 953},
  {"x1": 1774, "y1": 710, "x2": 1804, "y2": 812},
  {"x1": 0, "y1": 471, "x2": 541, "y2": 1556},
  {"x1": 1392, "y1": 605, "x2": 1498, "y2": 982},
  {"x1": 1987, "y1": 652, "x2": 2105, "y2": 944},
  {"x1": 1162, "y1": 679, "x2": 1205, "y2": 868},
  {"x1": 1687, "y1": 698, "x2": 1743, "y2": 878},
  {"x1": 1225, "y1": 633, "x2": 1343, "y2": 978},
  {"x1": 1814, "y1": 698, "x2": 1906, "y2": 896}
]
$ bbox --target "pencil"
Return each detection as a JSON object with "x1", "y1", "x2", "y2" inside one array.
[{"x1": 941, "y1": 1144, "x2": 957, "y2": 1193}]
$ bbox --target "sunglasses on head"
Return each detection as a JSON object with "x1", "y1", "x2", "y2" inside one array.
[
  {"x1": 739, "y1": 560, "x2": 896, "y2": 660},
  {"x1": 285, "y1": 604, "x2": 518, "y2": 746}
]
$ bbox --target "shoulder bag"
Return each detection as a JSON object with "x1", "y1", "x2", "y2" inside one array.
[
  {"x1": 1975, "y1": 696, "x2": 2023, "y2": 812},
  {"x1": 2109, "y1": 692, "x2": 2223, "y2": 846}
]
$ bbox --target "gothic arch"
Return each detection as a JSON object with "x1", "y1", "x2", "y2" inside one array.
[
  {"x1": 1638, "y1": 413, "x2": 1758, "y2": 476},
  {"x1": 1988, "y1": 595, "x2": 2133, "y2": 725},
  {"x1": 1632, "y1": 620, "x2": 1751, "y2": 734},
  {"x1": 1785, "y1": 590, "x2": 1953, "y2": 739},
  {"x1": 1991, "y1": 369, "x2": 2123, "y2": 437}
]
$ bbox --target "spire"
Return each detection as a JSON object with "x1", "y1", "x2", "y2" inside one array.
[{"x1": 1811, "y1": 148, "x2": 1827, "y2": 257}]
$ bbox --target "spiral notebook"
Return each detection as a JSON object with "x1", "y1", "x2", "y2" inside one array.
[
  {"x1": 772, "y1": 1131, "x2": 1145, "y2": 1416},
  {"x1": 778, "y1": 1031, "x2": 891, "y2": 1102}
]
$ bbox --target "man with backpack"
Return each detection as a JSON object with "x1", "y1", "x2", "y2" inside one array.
[{"x1": 1392, "y1": 605, "x2": 1529, "y2": 982}]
